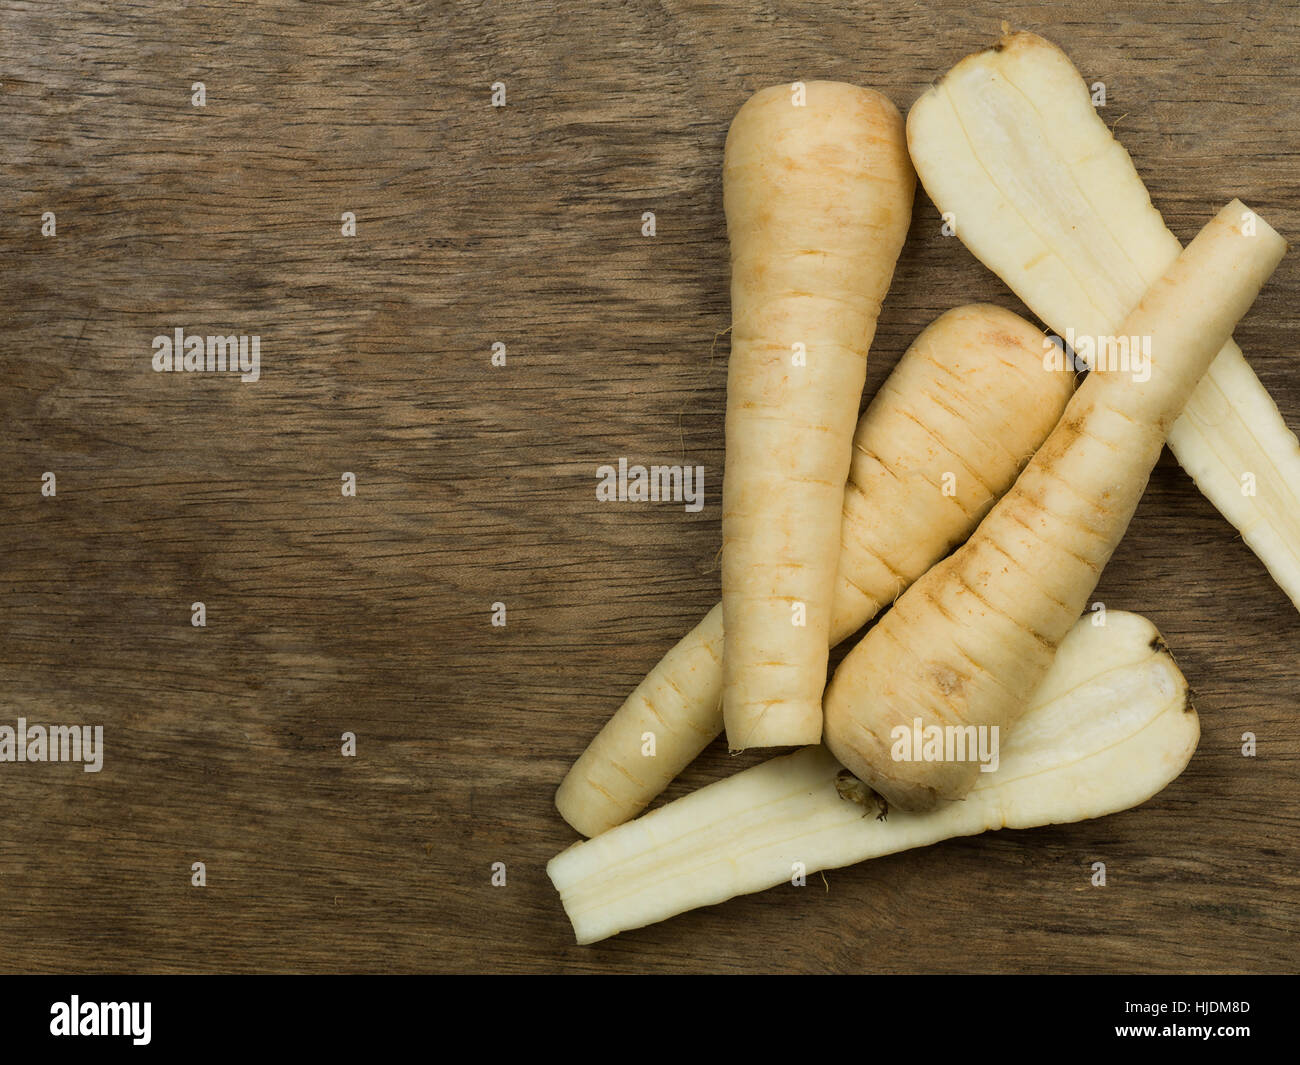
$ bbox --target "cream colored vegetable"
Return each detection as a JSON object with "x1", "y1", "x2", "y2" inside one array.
[
  {"x1": 720, "y1": 82, "x2": 914, "y2": 750},
  {"x1": 907, "y1": 28, "x2": 1300, "y2": 611},
  {"x1": 557, "y1": 305, "x2": 1073, "y2": 837},
  {"x1": 549, "y1": 611, "x2": 1197, "y2": 945},
  {"x1": 824, "y1": 200, "x2": 1284, "y2": 810}
]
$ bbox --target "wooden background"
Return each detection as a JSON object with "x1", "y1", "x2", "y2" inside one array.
[{"x1": 2, "y1": 0, "x2": 1297, "y2": 974}]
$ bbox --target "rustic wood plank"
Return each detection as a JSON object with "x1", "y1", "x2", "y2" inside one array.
[{"x1": 1, "y1": 0, "x2": 1296, "y2": 973}]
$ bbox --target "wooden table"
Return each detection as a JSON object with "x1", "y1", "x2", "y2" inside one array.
[{"x1": 2, "y1": 0, "x2": 1296, "y2": 974}]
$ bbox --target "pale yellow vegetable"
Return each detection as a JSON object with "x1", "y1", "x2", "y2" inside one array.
[
  {"x1": 550, "y1": 611, "x2": 1197, "y2": 945},
  {"x1": 556, "y1": 305, "x2": 1073, "y2": 836},
  {"x1": 720, "y1": 82, "x2": 915, "y2": 750},
  {"x1": 907, "y1": 28, "x2": 1300, "y2": 611},
  {"x1": 824, "y1": 200, "x2": 1285, "y2": 810}
]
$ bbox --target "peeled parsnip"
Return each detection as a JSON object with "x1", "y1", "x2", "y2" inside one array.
[
  {"x1": 824, "y1": 200, "x2": 1285, "y2": 810},
  {"x1": 557, "y1": 305, "x2": 1074, "y2": 837},
  {"x1": 907, "y1": 29, "x2": 1300, "y2": 611},
  {"x1": 721, "y1": 82, "x2": 914, "y2": 750},
  {"x1": 550, "y1": 611, "x2": 1197, "y2": 945}
]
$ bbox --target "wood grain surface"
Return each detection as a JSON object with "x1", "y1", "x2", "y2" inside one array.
[{"x1": 2, "y1": 0, "x2": 1297, "y2": 974}]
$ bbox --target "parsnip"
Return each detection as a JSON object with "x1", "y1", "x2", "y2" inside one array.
[
  {"x1": 907, "y1": 28, "x2": 1300, "y2": 610},
  {"x1": 549, "y1": 611, "x2": 1197, "y2": 945},
  {"x1": 721, "y1": 82, "x2": 914, "y2": 750},
  {"x1": 557, "y1": 305, "x2": 1073, "y2": 837},
  {"x1": 824, "y1": 200, "x2": 1284, "y2": 810}
]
